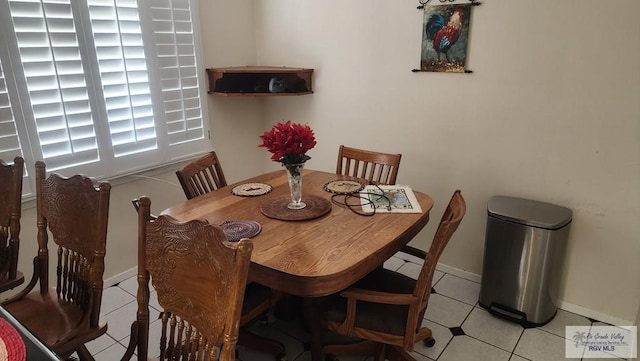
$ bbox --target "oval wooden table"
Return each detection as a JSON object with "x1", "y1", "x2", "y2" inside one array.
[{"x1": 161, "y1": 169, "x2": 434, "y2": 361}]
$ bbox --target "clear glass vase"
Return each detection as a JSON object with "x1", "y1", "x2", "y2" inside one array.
[{"x1": 284, "y1": 163, "x2": 306, "y2": 210}]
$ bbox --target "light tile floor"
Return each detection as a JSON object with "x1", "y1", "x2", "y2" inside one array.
[{"x1": 87, "y1": 252, "x2": 625, "y2": 361}]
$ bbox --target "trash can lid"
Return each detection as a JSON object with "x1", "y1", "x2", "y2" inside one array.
[{"x1": 488, "y1": 196, "x2": 572, "y2": 230}]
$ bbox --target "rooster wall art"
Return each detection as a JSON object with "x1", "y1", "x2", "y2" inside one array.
[{"x1": 420, "y1": 4, "x2": 472, "y2": 73}]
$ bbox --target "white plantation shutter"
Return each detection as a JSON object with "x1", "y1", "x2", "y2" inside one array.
[
  {"x1": 0, "y1": 55, "x2": 35, "y2": 197},
  {"x1": 0, "y1": 0, "x2": 209, "y2": 195},
  {"x1": 0, "y1": 59, "x2": 22, "y2": 163},
  {"x1": 9, "y1": 0, "x2": 99, "y2": 171},
  {"x1": 88, "y1": 0, "x2": 157, "y2": 157},
  {"x1": 150, "y1": 0, "x2": 204, "y2": 147}
]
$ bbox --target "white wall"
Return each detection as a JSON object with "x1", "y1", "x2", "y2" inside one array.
[
  {"x1": 197, "y1": 0, "x2": 266, "y2": 181},
  {"x1": 251, "y1": 0, "x2": 640, "y2": 322}
]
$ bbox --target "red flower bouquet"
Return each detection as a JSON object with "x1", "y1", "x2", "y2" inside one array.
[{"x1": 259, "y1": 121, "x2": 317, "y2": 165}]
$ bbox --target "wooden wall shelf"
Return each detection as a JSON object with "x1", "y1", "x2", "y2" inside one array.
[{"x1": 206, "y1": 66, "x2": 313, "y2": 96}]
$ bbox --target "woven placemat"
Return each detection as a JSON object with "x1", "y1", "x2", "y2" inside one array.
[
  {"x1": 231, "y1": 182, "x2": 272, "y2": 197},
  {"x1": 0, "y1": 318, "x2": 26, "y2": 361},
  {"x1": 220, "y1": 220, "x2": 262, "y2": 241},
  {"x1": 323, "y1": 179, "x2": 365, "y2": 194},
  {"x1": 260, "y1": 195, "x2": 332, "y2": 221}
]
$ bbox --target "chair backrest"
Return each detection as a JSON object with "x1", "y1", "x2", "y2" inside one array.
[
  {"x1": 336, "y1": 145, "x2": 402, "y2": 185},
  {"x1": 176, "y1": 151, "x2": 227, "y2": 200},
  {"x1": 129, "y1": 196, "x2": 253, "y2": 361},
  {"x1": 415, "y1": 190, "x2": 466, "y2": 319},
  {"x1": 0, "y1": 157, "x2": 23, "y2": 288},
  {"x1": 35, "y1": 161, "x2": 111, "y2": 328}
]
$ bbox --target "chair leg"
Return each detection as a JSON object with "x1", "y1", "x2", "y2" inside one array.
[
  {"x1": 75, "y1": 345, "x2": 96, "y2": 361},
  {"x1": 239, "y1": 328, "x2": 286, "y2": 361}
]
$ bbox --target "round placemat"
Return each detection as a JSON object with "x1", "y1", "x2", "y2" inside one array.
[
  {"x1": 0, "y1": 318, "x2": 26, "y2": 361},
  {"x1": 231, "y1": 183, "x2": 272, "y2": 197},
  {"x1": 260, "y1": 195, "x2": 332, "y2": 221},
  {"x1": 323, "y1": 179, "x2": 365, "y2": 194},
  {"x1": 220, "y1": 220, "x2": 262, "y2": 241}
]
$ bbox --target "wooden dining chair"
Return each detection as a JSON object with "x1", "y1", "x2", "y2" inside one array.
[
  {"x1": 0, "y1": 157, "x2": 24, "y2": 293},
  {"x1": 322, "y1": 190, "x2": 466, "y2": 361},
  {"x1": 336, "y1": 145, "x2": 402, "y2": 185},
  {"x1": 1, "y1": 161, "x2": 111, "y2": 360},
  {"x1": 176, "y1": 151, "x2": 286, "y2": 358},
  {"x1": 176, "y1": 151, "x2": 228, "y2": 199},
  {"x1": 122, "y1": 196, "x2": 285, "y2": 361}
]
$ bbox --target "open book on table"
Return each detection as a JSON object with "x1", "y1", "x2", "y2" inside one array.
[{"x1": 360, "y1": 185, "x2": 422, "y2": 214}]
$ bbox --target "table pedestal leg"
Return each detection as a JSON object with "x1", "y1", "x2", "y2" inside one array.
[{"x1": 304, "y1": 297, "x2": 324, "y2": 361}]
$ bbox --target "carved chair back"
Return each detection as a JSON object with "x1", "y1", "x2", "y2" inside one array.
[
  {"x1": 1, "y1": 161, "x2": 111, "y2": 357},
  {"x1": 0, "y1": 157, "x2": 24, "y2": 292},
  {"x1": 336, "y1": 145, "x2": 402, "y2": 185},
  {"x1": 123, "y1": 196, "x2": 252, "y2": 361},
  {"x1": 176, "y1": 151, "x2": 227, "y2": 199},
  {"x1": 35, "y1": 161, "x2": 111, "y2": 327}
]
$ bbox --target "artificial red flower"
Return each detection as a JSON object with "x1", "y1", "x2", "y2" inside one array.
[{"x1": 259, "y1": 121, "x2": 316, "y2": 165}]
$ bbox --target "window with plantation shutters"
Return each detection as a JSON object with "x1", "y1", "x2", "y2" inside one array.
[{"x1": 0, "y1": 0, "x2": 209, "y2": 196}]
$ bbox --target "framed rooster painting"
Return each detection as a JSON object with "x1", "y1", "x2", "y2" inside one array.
[{"x1": 420, "y1": 3, "x2": 473, "y2": 73}]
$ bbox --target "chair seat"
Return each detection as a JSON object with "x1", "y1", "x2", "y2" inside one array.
[
  {"x1": 3, "y1": 288, "x2": 107, "y2": 353},
  {"x1": 0, "y1": 270, "x2": 24, "y2": 293},
  {"x1": 323, "y1": 268, "x2": 417, "y2": 336}
]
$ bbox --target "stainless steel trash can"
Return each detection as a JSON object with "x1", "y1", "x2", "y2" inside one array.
[{"x1": 478, "y1": 196, "x2": 572, "y2": 327}]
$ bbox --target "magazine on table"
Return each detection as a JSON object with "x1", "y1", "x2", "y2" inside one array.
[{"x1": 360, "y1": 185, "x2": 422, "y2": 214}]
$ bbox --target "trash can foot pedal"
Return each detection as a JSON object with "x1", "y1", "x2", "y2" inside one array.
[{"x1": 487, "y1": 303, "x2": 526, "y2": 322}]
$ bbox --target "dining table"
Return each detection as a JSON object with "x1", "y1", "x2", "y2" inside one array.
[{"x1": 161, "y1": 168, "x2": 434, "y2": 361}]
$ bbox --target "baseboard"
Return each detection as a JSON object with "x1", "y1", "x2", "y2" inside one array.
[
  {"x1": 104, "y1": 267, "x2": 137, "y2": 288},
  {"x1": 557, "y1": 299, "x2": 634, "y2": 326},
  {"x1": 434, "y1": 263, "x2": 635, "y2": 326},
  {"x1": 435, "y1": 262, "x2": 482, "y2": 283}
]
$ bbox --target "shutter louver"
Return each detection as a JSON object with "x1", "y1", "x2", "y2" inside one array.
[{"x1": 9, "y1": 0, "x2": 98, "y2": 171}]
